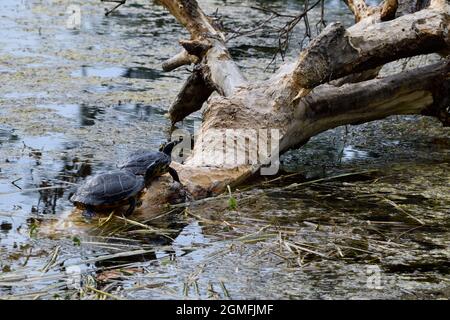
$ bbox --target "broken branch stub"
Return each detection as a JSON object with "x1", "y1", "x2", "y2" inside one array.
[
  {"x1": 168, "y1": 64, "x2": 214, "y2": 124},
  {"x1": 162, "y1": 50, "x2": 198, "y2": 72},
  {"x1": 179, "y1": 39, "x2": 212, "y2": 57}
]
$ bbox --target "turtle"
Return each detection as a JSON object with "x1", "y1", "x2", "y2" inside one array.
[
  {"x1": 70, "y1": 166, "x2": 155, "y2": 218},
  {"x1": 118, "y1": 139, "x2": 181, "y2": 183}
]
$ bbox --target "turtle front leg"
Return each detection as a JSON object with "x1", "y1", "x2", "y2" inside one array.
[
  {"x1": 168, "y1": 167, "x2": 180, "y2": 183},
  {"x1": 125, "y1": 197, "x2": 137, "y2": 215},
  {"x1": 82, "y1": 205, "x2": 96, "y2": 219}
]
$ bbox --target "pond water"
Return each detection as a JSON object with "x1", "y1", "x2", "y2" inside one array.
[{"x1": 0, "y1": 0, "x2": 449, "y2": 299}]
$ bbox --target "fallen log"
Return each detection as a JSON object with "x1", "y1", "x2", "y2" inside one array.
[{"x1": 138, "y1": 0, "x2": 449, "y2": 208}]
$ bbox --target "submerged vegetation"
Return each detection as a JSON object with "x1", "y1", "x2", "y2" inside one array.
[{"x1": 0, "y1": 0, "x2": 449, "y2": 299}]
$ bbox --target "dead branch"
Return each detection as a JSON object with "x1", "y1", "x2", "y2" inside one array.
[
  {"x1": 157, "y1": 0, "x2": 246, "y2": 125},
  {"x1": 162, "y1": 50, "x2": 198, "y2": 72},
  {"x1": 128, "y1": 0, "x2": 450, "y2": 207}
]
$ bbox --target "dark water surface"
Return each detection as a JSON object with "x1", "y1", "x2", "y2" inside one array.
[{"x1": 0, "y1": 0, "x2": 449, "y2": 299}]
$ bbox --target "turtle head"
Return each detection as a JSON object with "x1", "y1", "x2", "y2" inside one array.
[
  {"x1": 159, "y1": 139, "x2": 182, "y2": 156},
  {"x1": 144, "y1": 158, "x2": 169, "y2": 184}
]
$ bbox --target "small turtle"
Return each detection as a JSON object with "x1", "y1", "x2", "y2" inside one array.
[
  {"x1": 118, "y1": 140, "x2": 181, "y2": 183},
  {"x1": 70, "y1": 167, "x2": 154, "y2": 218}
]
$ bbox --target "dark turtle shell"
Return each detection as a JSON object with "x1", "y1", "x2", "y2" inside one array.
[
  {"x1": 118, "y1": 150, "x2": 171, "y2": 177},
  {"x1": 70, "y1": 170, "x2": 145, "y2": 208}
]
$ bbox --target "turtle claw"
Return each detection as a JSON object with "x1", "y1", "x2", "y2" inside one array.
[{"x1": 168, "y1": 167, "x2": 180, "y2": 183}]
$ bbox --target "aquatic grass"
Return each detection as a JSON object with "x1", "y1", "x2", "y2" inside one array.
[
  {"x1": 227, "y1": 185, "x2": 238, "y2": 210},
  {"x1": 88, "y1": 212, "x2": 180, "y2": 241},
  {"x1": 382, "y1": 197, "x2": 426, "y2": 225},
  {"x1": 236, "y1": 233, "x2": 278, "y2": 244},
  {"x1": 142, "y1": 207, "x2": 180, "y2": 223},
  {"x1": 41, "y1": 245, "x2": 60, "y2": 273},
  {"x1": 113, "y1": 216, "x2": 176, "y2": 241},
  {"x1": 219, "y1": 280, "x2": 231, "y2": 299},
  {"x1": 169, "y1": 169, "x2": 380, "y2": 210},
  {"x1": 183, "y1": 208, "x2": 244, "y2": 231},
  {"x1": 81, "y1": 240, "x2": 154, "y2": 250},
  {"x1": 84, "y1": 286, "x2": 121, "y2": 300},
  {"x1": 28, "y1": 219, "x2": 40, "y2": 238},
  {"x1": 114, "y1": 215, "x2": 177, "y2": 234},
  {"x1": 207, "y1": 282, "x2": 220, "y2": 300},
  {"x1": 171, "y1": 170, "x2": 382, "y2": 218}
]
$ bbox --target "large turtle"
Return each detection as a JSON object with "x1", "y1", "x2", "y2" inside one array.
[
  {"x1": 118, "y1": 140, "x2": 181, "y2": 183},
  {"x1": 70, "y1": 167, "x2": 153, "y2": 218}
]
